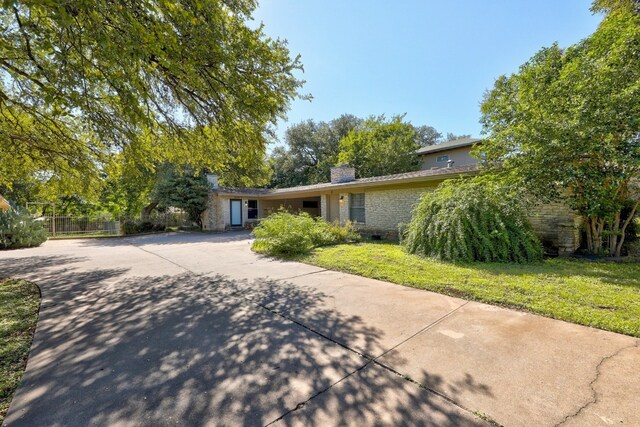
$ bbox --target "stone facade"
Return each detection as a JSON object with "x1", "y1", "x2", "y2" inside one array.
[
  {"x1": 363, "y1": 186, "x2": 437, "y2": 231},
  {"x1": 202, "y1": 168, "x2": 582, "y2": 255},
  {"x1": 529, "y1": 202, "x2": 582, "y2": 255},
  {"x1": 330, "y1": 166, "x2": 356, "y2": 183}
]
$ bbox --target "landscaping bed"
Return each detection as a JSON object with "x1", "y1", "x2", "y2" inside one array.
[
  {"x1": 0, "y1": 278, "x2": 40, "y2": 423},
  {"x1": 299, "y1": 242, "x2": 640, "y2": 337}
]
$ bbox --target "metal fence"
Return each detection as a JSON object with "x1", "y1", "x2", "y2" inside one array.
[
  {"x1": 38, "y1": 215, "x2": 121, "y2": 237},
  {"x1": 25, "y1": 202, "x2": 193, "y2": 237}
]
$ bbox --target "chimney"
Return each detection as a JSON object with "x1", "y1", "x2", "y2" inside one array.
[
  {"x1": 206, "y1": 173, "x2": 219, "y2": 189},
  {"x1": 330, "y1": 165, "x2": 356, "y2": 184}
]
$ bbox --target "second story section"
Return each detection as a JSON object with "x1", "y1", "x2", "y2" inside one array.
[{"x1": 417, "y1": 137, "x2": 482, "y2": 170}]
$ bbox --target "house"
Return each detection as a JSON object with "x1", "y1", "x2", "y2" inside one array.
[
  {"x1": 0, "y1": 195, "x2": 10, "y2": 212},
  {"x1": 417, "y1": 137, "x2": 481, "y2": 169},
  {"x1": 202, "y1": 139, "x2": 581, "y2": 255}
]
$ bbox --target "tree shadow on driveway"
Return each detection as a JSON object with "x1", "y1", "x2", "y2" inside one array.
[{"x1": 2, "y1": 255, "x2": 491, "y2": 426}]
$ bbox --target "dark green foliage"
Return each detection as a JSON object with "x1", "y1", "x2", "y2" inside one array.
[
  {"x1": 121, "y1": 220, "x2": 165, "y2": 235},
  {"x1": 251, "y1": 210, "x2": 360, "y2": 256},
  {"x1": 152, "y1": 167, "x2": 209, "y2": 229},
  {"x1": 122, "y1": 220, "x2": 140, "y2": 235},
  {"x1": 0, "y1": 209, "x2": 47, "y2": 249},
  {"x1": 479, "y1": 4, "x2": 640, "y2": 256},
  {"x1": 403, "y1": 179, "x2": 543, "y2": 262},
  {"x1": 338, "y1": 115, "x2": 422, "y2": 178},
  {"x1": 269, "y1": 115, "x2": 363, "y2": 188}
]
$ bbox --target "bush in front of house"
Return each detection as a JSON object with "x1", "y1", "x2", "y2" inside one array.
[
  {"x1": 122, "y1": 220, "x2": 166, "y2": 235},
  {"x1": 402, "y1": 178, "x2": 543, "y2": 263},
  {"x1": 251, "y1": 210, "x2": 360, "y2": 256},
  {"x1": 0, "y1": 208, "x2": 48, "y2": 249}
]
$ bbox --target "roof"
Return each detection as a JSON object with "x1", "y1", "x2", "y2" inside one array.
[
  {"x1": 217, "y1": 164, "x2": 479, "y2": 198},
  {"x1": 415, "y1": 137, "x2": 482, "y2": 155}
]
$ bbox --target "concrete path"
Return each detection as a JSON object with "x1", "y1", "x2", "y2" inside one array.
[{"x1": 1, "y1": 232, "x2": 638, "y2": 426}]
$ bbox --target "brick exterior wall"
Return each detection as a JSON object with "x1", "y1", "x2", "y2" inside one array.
[
  {"x1": 528, "y1": 202, "x2": 582, "y2": 255},
  {"x1": 355, "y1": 186, "x2": 581, "y2": 254},
  {"x1": 364, "y1": 186, "x2": 436, "y2": 232},
  {"x1": 330, "y1": 166, "x2": 356, "y2": 183},
  {"x1": 202, "y1": 193, "x2": 226, "y2": 231}
]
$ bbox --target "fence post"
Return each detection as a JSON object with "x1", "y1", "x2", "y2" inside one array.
[{"x1": 52, "y1": 204, "x2": 56, "y2": 237}]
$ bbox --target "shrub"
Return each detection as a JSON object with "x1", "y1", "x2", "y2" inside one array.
[
  {"x1": 122, "y1": 220, "x2": 141, "y2": 235},
  {"x1": 139, "y1": 221, "x2": 154, "y2": 232},
  {"x1": 252, "y1": 210, "x2": 360, "y2": 256},
  {"x1": 0, "y1": 208, "x2": 48, "y2": 249},
  {"x1": 122, "y1": 220, "x2": 166, "y2": 235},
  {"x1": 402, "y1": 178, "x2": 543, "y2": 263}
]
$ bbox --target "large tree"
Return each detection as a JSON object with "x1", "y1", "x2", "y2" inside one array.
[
  {"x1": 0, "y1": 0, "x2": 304, "y2": 188},
  {"x1": 268, "y1": 114, "x2": 362, "y2": 187},
  {"x1": 480, "y1": 1, "x2": 640, "y2": 256},
  {"x1": 152, "y1": 166, "x2": 209, "y2": 228},
  {"x1": 338, "y1": 115, "x2": 422, "y2": 178}
]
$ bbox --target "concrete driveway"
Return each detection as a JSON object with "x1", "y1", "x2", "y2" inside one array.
[{"x1": 1, "y1": 232, "x2": 638, "y2": 426}]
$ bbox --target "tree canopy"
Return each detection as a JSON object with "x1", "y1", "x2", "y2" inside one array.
[
  {"x1": 0, "y1": 0, "x2": 304, "y2": 189},
  {"x1": 338, "y1": 115, "x2": 422, "y2": 178},
  {"x1": 269, "y1": 114, "x2": 452, "y2": 187},
  {"x1": 268, "y1": 114, "x2": 362, "y2": 187},
  {"x1": 480, "y1": 2, "x2": 640, "y2": 256}
]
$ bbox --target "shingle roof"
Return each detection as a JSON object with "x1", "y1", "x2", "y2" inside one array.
[
  {"x1": 416, "y1": 137, "x2": 482, "y2": 155},
  {"x1": 217, "y1": 164, "x2": 479, "y2": 197}
]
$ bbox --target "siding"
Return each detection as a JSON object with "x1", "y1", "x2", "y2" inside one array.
[{"x1": 420, "y1": 146, "x2": 478, "y2": 170}]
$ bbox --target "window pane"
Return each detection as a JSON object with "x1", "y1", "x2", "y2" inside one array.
[
  {"x1": 248, "y1": 200, "x2": 258, "y2": 219},
  {"x1": 349, "y1": 193, "x2": 365, "y2": 223}
]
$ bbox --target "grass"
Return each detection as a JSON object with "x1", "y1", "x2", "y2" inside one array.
[
  {"x1": 299, "y1": 242, "x2": 640, "y2": 337},
  {"x1": 0, "y1": 278, "x2": 40, "y2": 424}
]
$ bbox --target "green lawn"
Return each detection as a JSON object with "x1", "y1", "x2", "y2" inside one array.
[
  {"x1": 299, "y1": 242, "x2": 640, "y2": 337},
  {"x1": 0, "y1": 279, "x2": 40, "y2": 424}
]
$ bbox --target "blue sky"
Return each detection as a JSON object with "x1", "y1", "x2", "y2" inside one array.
[{"x1": 252, "y1": 1, "x2": 603, "y2": 144}]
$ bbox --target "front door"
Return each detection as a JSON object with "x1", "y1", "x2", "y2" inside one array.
[{"x1": 230, "y1": 199, "x2": 242, "y2": 226}]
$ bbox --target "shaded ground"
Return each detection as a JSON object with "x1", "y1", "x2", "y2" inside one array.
[
  {"x1": 0, "y1": 232, "x2": 638, "y2": 426},
  {"x1": 0, "y1": 279, "x2": 40, "y2": 424}
]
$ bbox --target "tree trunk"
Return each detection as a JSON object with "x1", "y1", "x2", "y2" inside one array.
[
  {"x1": 585, "y1": 216, "x2": 605, "y2": 255},
  {"x1": 613, "y1": 201, "x2": 639, "y2": 257},
  {"x1": 141, "y1": 202, "x2": 158, "y2": 220},
  {"x1": 609, "y1": 211, "x2": 620, "y2": 256}
]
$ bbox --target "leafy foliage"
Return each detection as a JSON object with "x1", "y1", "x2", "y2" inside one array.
[
  {"x1": 268, "y1": 114, "x2": 448, "y2": 187},
  {"x1": 479, "y1": 4, "x2": 640, "y2": 256},
  {"x1": 1, "y1": 1, "x2": 303, "y2": 189},
  {"x1": 0, "y1": 208, "x2": 47, "y2": 249},
  {"x1": 402, "y1": 179, "x2": 543, "y2": 262},
  {"x1": 338, "y1": 115, "x2": 422, "y2": 178},
  {"x1": 121, "y1": 220, "x2": 165, "y2": 235},
  {"x1": 152, "y1": 167, "x2": 209, "y2": 228},
  {"x1": 268, "y1": 115, "x2": 362, "y2": 187},
  {"x1": 251, "y1": 210, "x2": 360, "y2": 256}
]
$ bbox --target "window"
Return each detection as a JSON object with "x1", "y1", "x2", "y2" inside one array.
[
  {"x1": 349, "y1": 193, "x2": 365, "y2": 223},
  {"x1": 436, "y1": 155, "x2": 449, "y2": 163},
  {"x1": 302, "y1": 200, "x2": 319, "y2": 209},
  {"x1": 247, "y1": 200, "x2": 258, "y2": 219}
]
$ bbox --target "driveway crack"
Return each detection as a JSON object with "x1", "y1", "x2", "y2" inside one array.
[{"x1": 554, "y1": 339, "x2": 640, "y2": 427}]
